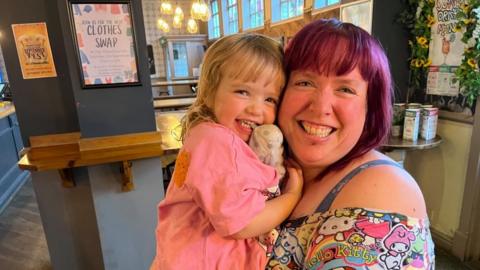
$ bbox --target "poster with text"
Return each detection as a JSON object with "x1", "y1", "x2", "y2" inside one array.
[
  {"x1": 11, "y1": 23, "x2": 57, "y2": 79},
  {"x1": 426, "y1": 0, "x2": 466, "y2": 95},
  {"x1": 70, "y1": 3, "x2": 139, "y2": 87}
]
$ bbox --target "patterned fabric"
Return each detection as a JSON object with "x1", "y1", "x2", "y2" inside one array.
[{"x1": 267, "y1": 208, "x2": 435, "y2": 270}]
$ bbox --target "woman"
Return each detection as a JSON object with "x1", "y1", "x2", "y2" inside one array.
[{"x1": 267, "y1": 19, "x2": 435, "y2": 269}]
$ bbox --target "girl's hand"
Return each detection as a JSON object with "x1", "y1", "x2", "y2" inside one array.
[{"x1": 282, "y1": 159, "x2": 303, "y2": 201}]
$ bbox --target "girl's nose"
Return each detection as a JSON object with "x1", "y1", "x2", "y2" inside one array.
[{"x1": 246, "y1": 100, "x2": 263, "y2": 116}]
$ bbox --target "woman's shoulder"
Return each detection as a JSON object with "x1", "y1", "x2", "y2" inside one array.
[{"x1": 331, "y1": 151, "x2": 428, "y2": 219}]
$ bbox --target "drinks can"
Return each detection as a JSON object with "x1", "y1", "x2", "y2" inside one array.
[
  {"x1": 403, "y1": 108, "x2": 420, "y2": 141},
  {"x1": 420, "y1": 107, "x2": 438, "y2": 140},
  {"x1": 391, "y1": 103, "x2": 406, "y2": 137},
  {"x1": 407, "y1": 103, "x2": 422, "y2": 109}
]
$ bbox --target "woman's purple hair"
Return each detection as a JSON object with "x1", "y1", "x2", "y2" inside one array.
[{"x1": 284, "y1": 18, "x2": 393, "y2": 177}]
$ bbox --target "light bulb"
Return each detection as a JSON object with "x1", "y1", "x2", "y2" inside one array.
[
  {"x1": 173, "y1": 15, "x2": 182, "y2": 28},
  {"x1": 175, "y1": 6, "x2": 184, "y2": 20},
  {"x1": 187, "y1": 18, "x2": 198, "y2": 33},
  {"x1": 161, "y1": 1, "x2": 173, "y2": 15}
]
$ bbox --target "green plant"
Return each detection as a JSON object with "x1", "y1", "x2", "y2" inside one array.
[
  {"x1": 398, "y1": 0, "x2": 435, "y2": 101},
  {"x1": 454, "y1": 1, "x2": 480, "y2": 107}
]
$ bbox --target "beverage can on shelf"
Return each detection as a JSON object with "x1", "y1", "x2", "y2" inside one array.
[
  {"x1": 391, "y1": 103, "x2": 406, "y2": 137},
  {"x1": 403, "y1": 108, "x2": 420, "y2": 141},
  {"x1": 421, "y1": 107, "x2": 438, "y2": 140},
  {"x1": 407, "y1": 103, "x2": 422, "y2": 109}
]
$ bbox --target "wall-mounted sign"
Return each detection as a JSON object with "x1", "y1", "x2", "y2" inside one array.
[
  {"x1": 68, "y1": 1, "x2": 140, "y2": 88},
  {"x1": 11, "y1": 23, "x2": 57, "y2": 79},
  {"x1": 426, "y1": 0, "x2": 464, "y2": 96}
]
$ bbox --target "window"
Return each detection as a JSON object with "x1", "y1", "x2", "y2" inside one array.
[
  {"x1": 208, "y1": 0, "x2": 221, "y2": 39},
  {"x1": 242, "y1": 0, "x2": 264, "y2": 30},
  {"x1": 169, "y1": 42, "x2": 189, "y2": 78},
  {"x1": 271, "y1": 0, "x2": 303, "y2": 23},
  {"x1": 222, "y1": 0, "x2": 239, "y2": 35},
  {"x1": 314, "y1": 0, "x2": 339, "y2": 9}
]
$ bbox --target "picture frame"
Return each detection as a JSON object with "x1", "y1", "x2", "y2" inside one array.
[
  {"x1": 67, "y1": 1, "x2": 141, "y2": 88},
  {"x1": 340, "y1": 0, "x2": 373, "y2": 34}
]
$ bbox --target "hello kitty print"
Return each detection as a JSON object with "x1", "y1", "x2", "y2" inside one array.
[{"x1": 267, "y1": 208, "x2": 435, "y2": 270}]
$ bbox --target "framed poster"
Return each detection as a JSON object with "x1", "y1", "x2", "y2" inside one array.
[
  {"x1": 340, "y1": 0, "x2": 373, "y2": 34},
  {"x1": 68, "y1": 1, "x2": 140, "y2": 88},
  {"x1": 11, "y1": 23, "x2": 57, "y2": 79}
]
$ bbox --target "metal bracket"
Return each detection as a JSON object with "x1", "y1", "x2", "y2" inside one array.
[
  {"x1": 120, "y1": 161, "x2": 134, "y2": 192},
  {"x1": 58, "y1": 168, "x2": 75, "y2": 188}
]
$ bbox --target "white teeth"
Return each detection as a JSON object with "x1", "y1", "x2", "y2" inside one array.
[
  {"x1": 301, "y1": 122, "x2": 333, "y2": 138},
  {"x1": 240, "y1": 120, "x2": 258, "y2": 129}
]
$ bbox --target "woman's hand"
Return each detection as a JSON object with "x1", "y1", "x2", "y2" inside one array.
[
  {"x1": 282, "y1": 159, "x2": 304, "y2": 202},
  {"x1": 229, "y1": 160, "x2": 304, "y2": 240}
]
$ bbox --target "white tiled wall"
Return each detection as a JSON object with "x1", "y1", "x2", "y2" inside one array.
[
  {"x1": 0, "y1": 46, "x2": 8, "y2": 82},
  {"x1": 142, "y1": 0, "x2": 194, "y2": 78}
]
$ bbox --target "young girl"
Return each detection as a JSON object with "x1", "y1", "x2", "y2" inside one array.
[{"x1": 151, "y1": 33, "x2": 303, "y2": 270}]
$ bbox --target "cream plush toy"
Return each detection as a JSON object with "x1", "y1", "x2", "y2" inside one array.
[{"x1": 249, "y1": 124, "x2": 285, "y2": 198}]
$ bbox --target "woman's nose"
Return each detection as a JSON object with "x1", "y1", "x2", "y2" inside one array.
[{"x1": 309, "y1": 90, "x2": 333, "y2": 116}]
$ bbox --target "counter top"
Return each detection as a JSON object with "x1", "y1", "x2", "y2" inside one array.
[
  {"x1": 0, "y1": 102, "x2": 15, "y2": 119},
  {"x1": 382, "y1": 135, "x2": 443, "y2": 150}
]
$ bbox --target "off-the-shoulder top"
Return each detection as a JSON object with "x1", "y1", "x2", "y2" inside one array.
[{"x1": 266, "y1": 160, "x2": 435, "y2": 270}]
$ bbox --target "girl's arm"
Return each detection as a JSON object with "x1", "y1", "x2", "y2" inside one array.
[{"x1": 230, "y1": 164, "x2": 303, "y2": 239}]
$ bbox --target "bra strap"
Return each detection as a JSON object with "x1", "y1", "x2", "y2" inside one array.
[{"x1": 316, "y1": 159, "x2": 402, "y2": 213}]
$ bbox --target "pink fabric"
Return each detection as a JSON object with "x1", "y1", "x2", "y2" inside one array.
[{"x1": 152, "y1": 122, "x2": 279, "y2": 270}]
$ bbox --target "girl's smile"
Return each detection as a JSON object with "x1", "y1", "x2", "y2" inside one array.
[{"x1": 213, "y1": 66, "x2": 282, "y2": 142}]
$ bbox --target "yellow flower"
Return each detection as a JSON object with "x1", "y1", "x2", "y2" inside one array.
[
  {"x1": 454, "y1": 25, "x2": 463, "y2": 32},
  {"x1": 412, "y1": 59, "x2": 424, "y2": 68},
  {"x1": 463, "y1": 18, "x2": 473, "y2": 24},
  {"x1": 416, "y1": 36, "x2": 428, "y2": 46},
  {"x1": 461, "y1": 3, "x2": 470, "y2": 13},
  {"x1": 427, "y1": 15, "x2": 435, "y2": 27},
  {"x1": 467, "y1": 58, "x2": 477, "y2": 68},
  {"x1": 424, "y1": 59, "x2": 432, "y2": 67}
]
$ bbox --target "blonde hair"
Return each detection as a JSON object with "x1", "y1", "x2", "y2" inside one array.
[{"x1": 181, "y1": 33, "x2": 285, "y2": 141}]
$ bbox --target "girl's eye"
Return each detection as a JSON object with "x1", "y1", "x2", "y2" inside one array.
[
  {"x1": 235, "y1": 90, "x2": 249, "y2": 96},
  {"x1": 338, "y1": 87, "x2": 356, "y2": 95},
  {"x1": 265, "y1": 97, "x2": 278, "y2": 105}
]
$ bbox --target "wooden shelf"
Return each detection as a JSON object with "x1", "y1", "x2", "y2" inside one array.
[{"x1": 19, "y1": 131, "x2": 163, "y2": 172}]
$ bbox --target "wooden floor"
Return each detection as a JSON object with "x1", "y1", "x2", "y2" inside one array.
[
  {"x1": 0, "y1": 179, "x2": 475, "y2": 270},
  {"x1": 0, "y1": 179, "x2": 51, "y2": 270}
]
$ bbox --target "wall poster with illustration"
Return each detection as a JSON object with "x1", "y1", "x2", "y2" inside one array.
[
  {"x1": 68, "y1": 1, "x2": 140, "y2": 88},
  {"x1": 426, "y1": 0, "x2": 475, "y2": 116}
]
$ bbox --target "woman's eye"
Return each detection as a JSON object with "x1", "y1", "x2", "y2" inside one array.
[
  {"x1": 294, "y1": 80, "x2": 312, "y2": 87},
  {"x1": 338, "y1": 87, "x2": 356, "y2": 95}
]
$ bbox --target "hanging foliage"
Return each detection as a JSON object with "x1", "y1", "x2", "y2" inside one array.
[{"x1": 454, "y1": 1, "x2": 480, "y2": 107}]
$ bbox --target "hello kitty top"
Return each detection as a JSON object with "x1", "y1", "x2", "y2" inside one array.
[{"x1": 266, "y1": 160, "x2": 436, "y2": 270}]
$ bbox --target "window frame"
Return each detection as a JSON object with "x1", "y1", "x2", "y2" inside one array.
[
  {"x1": 222, "y1": 0, "x2": 239, "y2": 35},
  {"x1": 242, "y1": 0, "x2": 264, "y2": 30},
  {"x1": 270, "y1": 0, "x2": 304, "y2": 24},
  {"x1": 208, "y1": 0, "x2": 222, "y2": 39}
]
